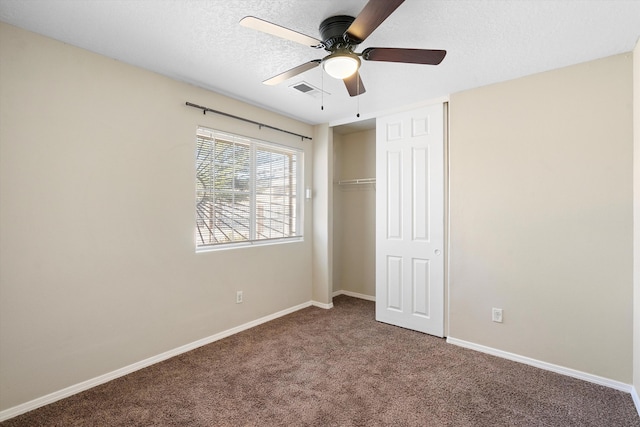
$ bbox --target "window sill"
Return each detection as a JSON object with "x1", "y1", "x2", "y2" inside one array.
[{"x1": 196, "y1": 236, "x2": 304, "y2": 253}]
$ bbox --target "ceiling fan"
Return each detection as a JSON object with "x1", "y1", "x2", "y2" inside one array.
[{"x1": 240, "y1": 0, "x2": 446, "y2": 97}]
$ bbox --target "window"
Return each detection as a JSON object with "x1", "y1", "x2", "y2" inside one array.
[{"x1": 195, "y1": 127, "x2": 302, "y2": 250}]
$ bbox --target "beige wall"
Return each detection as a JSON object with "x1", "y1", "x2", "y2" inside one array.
[
  {"x1": 633, "y1": 39, "x2": 640, "y2": 398},
  {"x1": 333, "y1": 129, "x2": 376, "y2": 297},
  {"x1": 449, "y1": 53, "x2": 634, "y2": 382},
  {"x1": 332, "y1": 133, "x2": 343, "y2": 293},
  {"x1": 311, "y1": 124, "x2": 333, "y2": 305},
  {"x1": 0, "y1": 22, "x2": 314, "y2": 411}
]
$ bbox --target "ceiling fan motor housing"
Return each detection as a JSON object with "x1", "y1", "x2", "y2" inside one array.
[{"x1": 319, "y1": 15, "x2": 356, "y2": 51}]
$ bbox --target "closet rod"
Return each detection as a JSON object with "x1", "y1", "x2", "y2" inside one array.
[{"x1": 186, "y1": 102, "x2": 313, "y2": 141}]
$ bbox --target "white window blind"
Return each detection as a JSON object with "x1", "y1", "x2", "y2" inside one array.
[{"x1": 196, "y1": 127, "x2": 302, "y2": 250}]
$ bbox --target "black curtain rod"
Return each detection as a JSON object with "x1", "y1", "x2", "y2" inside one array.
[{"x1": 186, "y1": 102, "x2": 312, "y2": 141}]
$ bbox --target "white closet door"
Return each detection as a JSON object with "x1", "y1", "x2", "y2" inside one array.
[{"x1": 375, "y1": 103, "x2": 444, "y2": 337}]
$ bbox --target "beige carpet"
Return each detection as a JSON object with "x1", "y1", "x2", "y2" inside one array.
[{"x1": 2, "y1": 295, "x2": 639, "y2": 426}]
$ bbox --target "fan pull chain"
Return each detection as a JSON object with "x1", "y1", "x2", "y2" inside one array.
[
  {"x1": 321, "y1": 69, "x2": 324, "y2": 111},
  {"x1": 356, "y1": 75, "x2": 360, "y2": 118}
]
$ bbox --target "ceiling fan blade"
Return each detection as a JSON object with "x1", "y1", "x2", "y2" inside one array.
[
  {"x1": 240, "y1": 16, "x2": 323, "y2": 48},
  {"x1": 343, "y1": 72, "x2": 366, "y2": 97},
  {"x1": 345, "y1": 0, "x2": 405, "y2": 44},
  {"x1": 362, "y1": 48, "x2": 447, "y2": 65},
  {"x1": 263, "y1": 61, "x2": 321, "y2": 85}
]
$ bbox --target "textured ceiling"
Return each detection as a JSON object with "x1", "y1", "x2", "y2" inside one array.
[{"x1": 1, "y1": 0, "x2": 639, "y2": 126}]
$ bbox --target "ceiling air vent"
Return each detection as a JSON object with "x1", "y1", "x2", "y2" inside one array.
[
  {"x1": 294, "y1": 83, "x2": 314, "y2": 93},
  {"x1": 289, "y1": 81, "x2": 329, "y2": 98}
]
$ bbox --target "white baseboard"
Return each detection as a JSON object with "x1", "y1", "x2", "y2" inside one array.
[
  {"x1": 632, "y1": 385, "x2": 640, "y2": 417},
  {"x1": 311, "y1": 300, "x2": 334, "y2": 309},
  {"x1": 333, "y1": 290, "x2": 376, "y2": 301},
  {"x1": 0, "y1": 300, "x2": 315, "y2": 422},
  {"x1": 446, "y1": 337, "x2": 632, "y2": 393}
]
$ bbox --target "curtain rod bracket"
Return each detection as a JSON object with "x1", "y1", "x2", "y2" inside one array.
[{"x1": 186, "y1": 102, "x2": 312, "y2": 141}]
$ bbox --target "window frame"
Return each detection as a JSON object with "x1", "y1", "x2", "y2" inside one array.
[{"x1": 195, "y1": 126, "x2": 304, "y2": 252}]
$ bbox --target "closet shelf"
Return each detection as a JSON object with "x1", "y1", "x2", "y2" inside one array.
[{"x1": 337, "y1": 178, "x2": 376, "y2": 185}]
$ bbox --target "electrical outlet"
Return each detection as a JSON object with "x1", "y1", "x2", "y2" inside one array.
[
  {"x1": 236, "y1": 291, "x2": 243, "y2": 304},
  {"x1": 492, "y1": 308, "x2": 503, "y2": 323}
]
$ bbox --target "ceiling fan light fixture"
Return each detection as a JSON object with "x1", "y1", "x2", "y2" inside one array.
[{"x1": 323, "y1": 53, "x2": 361, "y2": 79}]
